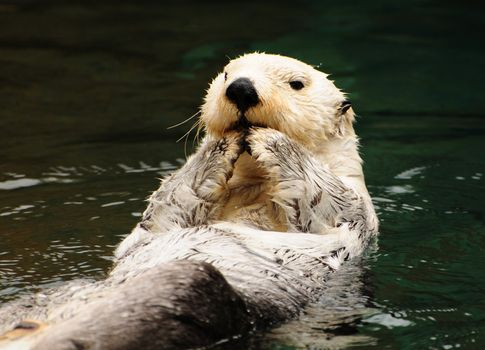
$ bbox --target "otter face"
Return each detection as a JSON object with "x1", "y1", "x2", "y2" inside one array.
[{"x1": 201, "y1": 53, "x2": 355, "y2": 150}]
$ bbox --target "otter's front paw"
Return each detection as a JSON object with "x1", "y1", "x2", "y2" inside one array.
[
  {"x1": 214, "y1": 131, "x2": 246, "y2": 164},
  {"x1": 246, "y1": 127, "x2": 290, "y2": 162},
  {"x1": 246, "y1": 127, "x2": 311, "y2": 181}
]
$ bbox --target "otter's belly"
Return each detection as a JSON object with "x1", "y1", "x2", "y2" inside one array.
[
  {"x1": 220, "y1": 194, "x2": 287, "y2": 232},
  {"x1": 218, "y1": 153, "x2": 287, "y2": 231}
]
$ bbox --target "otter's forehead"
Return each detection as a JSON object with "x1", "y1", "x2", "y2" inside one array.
[{"x1": 225, "y1": 53, "x2": 326, "y2": 80}]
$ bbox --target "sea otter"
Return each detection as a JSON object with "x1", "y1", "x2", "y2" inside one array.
[
  {"x1": 117, "y1": 53, "x2": 377, "y2": 258},
  {"x1": 0, "y1": 53, "x2": 378, "y2": 350}
]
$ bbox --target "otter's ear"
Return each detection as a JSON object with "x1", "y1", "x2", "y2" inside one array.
[
  {"x1": 340, "y1": 100, "x2": 352, "y2": 114},
  {"x1": 335, "y1": 99, "x2": 355, "y2": 137}
]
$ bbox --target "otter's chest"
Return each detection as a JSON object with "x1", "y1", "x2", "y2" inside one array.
[{"x1": 218, "y1": 153, "x2": 287, "y2": 231}]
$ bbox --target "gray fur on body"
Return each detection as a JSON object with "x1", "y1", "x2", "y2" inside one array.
[{"x1": 0, "y1": 129, "x2": 377, "y2": 349}]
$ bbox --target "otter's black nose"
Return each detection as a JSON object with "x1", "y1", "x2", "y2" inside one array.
[{"x1": 225, "y1": 78, "x2": 259, "y2": 112}]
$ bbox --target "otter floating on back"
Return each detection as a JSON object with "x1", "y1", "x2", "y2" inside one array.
[
  {"x1": 0, "y1": 53, "x2": 378, "y2": 350},
  {"x1": 117, "y1": 52, "x2": 378, "y2": 261}
]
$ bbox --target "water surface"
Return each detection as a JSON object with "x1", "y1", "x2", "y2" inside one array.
[{"x1": 0, "y1": 0, "x2": 484, "y2": 348}]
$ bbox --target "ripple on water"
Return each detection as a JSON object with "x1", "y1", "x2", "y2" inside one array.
[
  {"x1": 0, "y1": 237, "x2": 114, "y2": 301},
  {"x1": 0, "y1": 160, "x2": 179, "y2": 221},
  {"x1": 363, "y1": 312, "x2": 413, "y2": 328},
  {"x1": 0, "y1": 161, "x2": 181, "y2": 301},
  {"x1": 394, "y1": 166, "x2": 426, "y2": 180},
  {"x1": 0, "y1": 160, "x2": 181, "y2": 192}
]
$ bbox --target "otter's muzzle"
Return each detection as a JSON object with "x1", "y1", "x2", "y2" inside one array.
[{"x1": 225, "y1": 78, "x2": 260, "y2": 113}]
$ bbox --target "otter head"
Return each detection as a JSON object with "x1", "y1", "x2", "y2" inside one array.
[{"x1": 201, "y1": 53, "x2": 356, "y2": 150}]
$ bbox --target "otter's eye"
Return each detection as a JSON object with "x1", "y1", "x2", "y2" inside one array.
[
  {"x1": 224, "y1": 72, "x2": 228, "y2": 81},
  {"x1": 289, "y1": 80, "x2": 304, "y2": 90}
]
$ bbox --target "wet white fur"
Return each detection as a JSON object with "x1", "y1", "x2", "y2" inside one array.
[{"x1": 116, "y1": 53, "x2": 378, "y2": 268}]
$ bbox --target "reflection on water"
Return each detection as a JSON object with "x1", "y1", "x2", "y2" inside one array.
[
  {"x1": 260, "y1": 254, "x2": 380, "y2": 349},
  {"x1": 1, "y1": 0, "x2": 485, "y2": 348}
]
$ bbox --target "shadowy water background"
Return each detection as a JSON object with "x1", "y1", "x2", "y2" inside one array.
[{"x1": 0, "y1": 0, "x2": 484, "y2": 348}]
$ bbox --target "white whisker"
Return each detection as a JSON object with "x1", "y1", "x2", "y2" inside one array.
[
  {"x1": 176, "y1": 119, "x2": 200, "y2": 144},
  {"x1": 167, "y1": 110, "x2": 201, "y2": 130}
]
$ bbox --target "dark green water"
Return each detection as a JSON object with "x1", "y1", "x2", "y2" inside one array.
[{"x1": 1, "y1": 0, "x2": 484, "y2": 348}]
